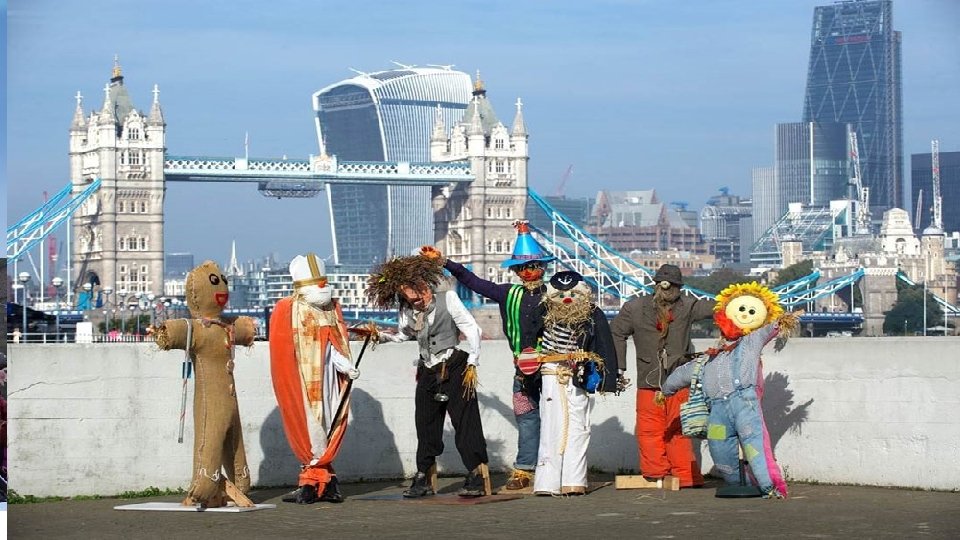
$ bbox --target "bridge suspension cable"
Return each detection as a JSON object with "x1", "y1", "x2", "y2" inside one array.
[{"x1": 6, "y1": 179, "x2": 102, "y2": 261}]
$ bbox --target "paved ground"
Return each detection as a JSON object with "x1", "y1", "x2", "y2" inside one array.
[{"x1": 8, "y1": 474, "x2": 960, "y2": 539}]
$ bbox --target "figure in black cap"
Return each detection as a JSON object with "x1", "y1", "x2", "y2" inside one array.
[
  {"x1": 610, "y1": 264, "x2": 716, "y2": 488},
  {"x1": 533, "y1": 270, "x2": 618, "y2": 495},
  {"x1": 420, "y1": 219, "x2": 553, "y2": 490}
]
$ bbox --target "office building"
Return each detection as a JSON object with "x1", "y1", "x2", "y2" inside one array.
[
  {"x1": 803, "y1": 0, "x2": 902, "y2": 211},
  {"x1": 699, "y1": 190, "x2": 753, "y2": 266},
  {"x1": 312, "y1": 67, "x2": 472, "y2": 268},
  {"x1": 776, "y1": 122, "x2": 851, "y2": 210},
  {"x1": 589, "y1": 190, "x2": 705, "y2": 254},
  {"x1": 164, "y1": 253, "x2": 194, "y2": 278}
]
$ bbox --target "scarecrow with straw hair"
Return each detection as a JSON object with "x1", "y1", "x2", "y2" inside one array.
[
  {"x1": 368, "y1": 255, "x2": 490, "y2": 498},
  {"x1": 420, "y1": 219, "x2": 554, "y2": 491},
  {"x1": 661, "y1": 282, "x2": 801, "y2": 499}
]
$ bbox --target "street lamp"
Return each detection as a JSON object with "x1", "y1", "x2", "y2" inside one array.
[
  {"x1": 118, "y1": 289, "x2": 129, "y2": 332},
  {"x1": 103, "y1": 286, "x2": 114, "y2": 310},
  {"x1": 52, "y1": 277, "x2": 64, "y2": 341},
  {"x1": 18, "y1": 271, "x2": 31, "y2": 342},
  {"x1": 147, "y1": 293, "x2": 157, "y2": 328}
]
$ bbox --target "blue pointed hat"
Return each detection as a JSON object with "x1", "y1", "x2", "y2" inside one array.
[{"x1": 501, "y1": 220, "x2": 556, "y2": 268}]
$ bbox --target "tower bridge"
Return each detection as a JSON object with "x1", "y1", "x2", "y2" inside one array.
[
  {"x1": 6, "y1": 61, "x2": 957, "y2": 337},
  {"x1": 163, "y1": 154, "x2": 473, "y2": 198}
]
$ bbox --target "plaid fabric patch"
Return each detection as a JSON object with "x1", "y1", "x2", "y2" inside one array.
[{"x1": 513, "y1": 391, "x2": 536, "y2": 416}]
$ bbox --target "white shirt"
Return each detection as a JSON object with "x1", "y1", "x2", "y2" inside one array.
[{"x1": 393, "y1": 290, "x2": 482, "y2": 368}]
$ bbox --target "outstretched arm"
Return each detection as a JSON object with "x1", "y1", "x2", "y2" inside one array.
[
  {"x1": 444, "y1": 259, "x2": 509, "y2": 304},
  {"x1": 661, "y1": 360, "x2": 695, "y2": 396},
  {"x1": 154, "y1": 319, "x2": 192, "y2": 351}
]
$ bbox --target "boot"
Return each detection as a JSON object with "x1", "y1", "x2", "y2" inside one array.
[
  {"x1": 319, "y1": 476, "x2": 345, "y2": 503},
  {"x1": 402, "y1": 472, "x2": 434, "y2": 498},
  {"x1": 458, "y1": 469, "x2": 485, "y2": 497},
  {"x1": 281, "y1": 483, "x2": 318, "y2": 504}
]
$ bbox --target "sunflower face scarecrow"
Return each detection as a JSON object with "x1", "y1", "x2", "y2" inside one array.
[{"x1": 661, "y1": 282, "x2": 799, "y2": 499}]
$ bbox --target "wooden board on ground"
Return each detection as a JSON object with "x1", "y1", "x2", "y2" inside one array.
[
  {"x1": 497, "y1": 481, "x2": 611, "y2": 496},
  {"x1": 614, "y1": 475, "x2": 680, "y2": 491},
  {"x1": 114, "y1": 502, "x2": 275, "y2": 513}
]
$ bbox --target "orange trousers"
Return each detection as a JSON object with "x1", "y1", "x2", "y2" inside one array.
[{"x1": 636, "y1": 388, "x2": 704, "y2": 487}]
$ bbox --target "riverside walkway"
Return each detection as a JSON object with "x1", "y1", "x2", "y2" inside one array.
[{"x1": 8, "y1": 474, "x2": 960, "y2": 539}]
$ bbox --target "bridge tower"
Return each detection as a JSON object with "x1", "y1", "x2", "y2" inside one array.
[
  {"x1": 68, "y1": 58, "x2": 166, "y2": 303},
  {"x1": 430, "y1": 73, "x2": 529, "y2": 283}
]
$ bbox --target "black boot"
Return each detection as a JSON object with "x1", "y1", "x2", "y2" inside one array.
[
  {"x1": 402, "y1": 472, "x2": 434, "y2": 498},
  {"x1": 458, "y1": 469, "x2": 485, "y2": 497},
  {"x1": 319, "y1": 476, "x2": 345, "y2": 503},
  {"x1": 282, "y1": 483, "x2": 319, "y2": 504}
]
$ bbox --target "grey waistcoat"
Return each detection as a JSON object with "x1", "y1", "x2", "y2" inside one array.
[{"x1": 418, "y1": 292, "x2": 460, "y2": 360}]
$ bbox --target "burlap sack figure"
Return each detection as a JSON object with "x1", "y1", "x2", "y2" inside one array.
[{"x1": 155, "y1": 260, "x2": 256, "y2": 508}]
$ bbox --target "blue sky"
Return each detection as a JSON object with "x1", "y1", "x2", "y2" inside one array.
[{"x1": 6, "y1": 0, "x2": 960, "y2": 268}]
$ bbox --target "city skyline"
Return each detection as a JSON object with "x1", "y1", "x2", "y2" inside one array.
[{"x1": 6, "y1": 0, "x2": 960, "y2": 267}]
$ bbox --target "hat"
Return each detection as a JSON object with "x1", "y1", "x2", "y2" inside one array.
[
  {"x1": 289, "y1": 253, "x2": 328, "y2": 289},
  {"x1": 653, "y1": 264, "x2": 683, "y2": 286},
  {"x1": 550, "y1": 271, "x2": 583, "y2": 291},
  {"x1": 500, "y1": 220, "x2": 556, "y2": 268}
]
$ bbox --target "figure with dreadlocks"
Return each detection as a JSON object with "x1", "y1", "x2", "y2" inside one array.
[
  {"x1": 534, "y1": 271, "x2": 618, "y2": 495},
  {"x1": 420, "y1": 219, "x2": 553, "y2": 491},
  {"x1": 269, "y1": 253, "x2": 360, "y2": 504},
  {"x1": 610, "y1": 264, "x2": 716, "y2": 488},
  {"x1": 368, "y1": 255, "x2": 489, "y2": 498},
  {"x1": 661, "y1": 282, "x2": 800, "y2": 499}
]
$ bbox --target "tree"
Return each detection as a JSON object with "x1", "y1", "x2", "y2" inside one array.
[
  {"x1": 882, "y1": 283, "x2": 943, "y2": 335},
  {"x1": 770, "y1": 260, "x2": 814, "y2": 288},
  {"x1": 685, "y1": 268, "x2": 752, "y2": 295}
]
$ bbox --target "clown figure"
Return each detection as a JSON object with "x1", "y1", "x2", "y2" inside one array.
[
  {"x1": 154, "y1": 261, "x2": 257, "y2": 508},
  {"x1": 534, "y1": 271, "x2": 618, "y2": 496},
  {"x1": 269, "y1": 253, "x2": 360, "y2": 504},
  {"x1": 661, "y1": 282, "x2": 800, "y2": 499}
]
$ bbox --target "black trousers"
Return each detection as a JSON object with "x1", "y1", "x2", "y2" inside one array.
[{"x1": 414, "y1": 349, "x2": 488, "y2": 473}]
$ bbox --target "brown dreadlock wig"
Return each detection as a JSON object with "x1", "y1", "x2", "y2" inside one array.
[{"x1": 366, "y1": 255, "x2": 445, "y2": 309}]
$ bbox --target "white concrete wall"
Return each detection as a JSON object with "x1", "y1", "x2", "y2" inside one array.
[{"x1": 8, "y1": 337, "x2": 960, "y2": 497}]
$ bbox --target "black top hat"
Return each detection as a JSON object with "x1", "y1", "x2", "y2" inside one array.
[
  {"x1": 550, "y1": 271, "x2": 583, "y2": 291},
  {"x1": 653, "y1": 264, "x2": 683, "y2": 285}
]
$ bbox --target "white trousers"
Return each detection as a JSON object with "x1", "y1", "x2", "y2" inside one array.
[{"x1": 534, "y1": 369, "x2": 591, "y2": 494}]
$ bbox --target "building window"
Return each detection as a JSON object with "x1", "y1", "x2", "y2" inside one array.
[
  {"x1": 139, "y1": 237, "x2": 147, "y2": 251},
  {"x1": 495, "y1": 138, "x2": 505, "y2": 150},
  {"x1": 118, "y1": 238, "x2": 126, "y2": 251},
  {"x1": 128, "y1": 128, "x2": 141, "y2": 140},
  {"x1": 495, "y1": 160, "x2": 504, "y2": 174},
  {"x1": 118, "y1": 200, "x2": 126, "y2": 213},
  {"x1": 140, "y1": 201, "x2": 147, "y2": 212}
]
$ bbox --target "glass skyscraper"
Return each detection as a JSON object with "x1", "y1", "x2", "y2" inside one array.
[
  {"x1": 776, "y1": 121, "x2": 850, "y2": 210},
  {"x1": 312, "y1": 67, "x2": 471, "y2": 268},
  {"x1": 803, "y1": 0, "x2": 902, "y2": 211}
]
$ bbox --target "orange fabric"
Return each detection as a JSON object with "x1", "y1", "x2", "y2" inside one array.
[
  {"x1": 269, "y1": 298, "x2": 351, "y2": 471},
  {"x1": 636, "y1": 388, "x2": 703, "y2": 487}
]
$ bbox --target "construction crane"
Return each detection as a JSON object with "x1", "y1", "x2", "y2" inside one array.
[
  {"x1": 849, "y1": 130, "x2": 871, "y2": 235},
  {"x1": 553, "y1": 164, "x2": 573, "y2": 197},
  {"x1": 914, "y1": 189, "x2": 923, "y2": 231},
  {"x1": 931, "y1": 139, "x2": 943, "y2": 231}
]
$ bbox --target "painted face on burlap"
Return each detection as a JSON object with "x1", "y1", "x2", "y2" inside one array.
[
  {"x1": 545, "y1": 280, "x2": 590, "y2": 307},
  {"x1": 186, "y1": 260, "x2": 230, "y2": 318},
  {"x1": 724, "y1": 295, "x2": 768, "y2": 332},
  {"x1": 513, "y1": 261, "x2": 545, "y2": 283}
]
